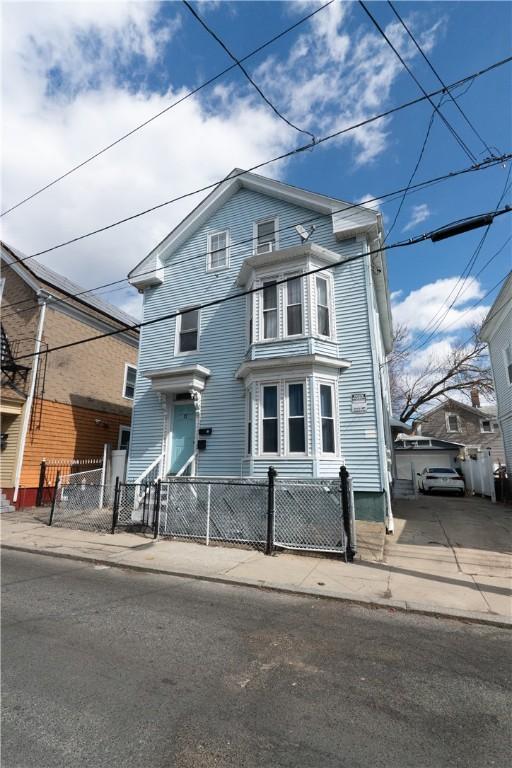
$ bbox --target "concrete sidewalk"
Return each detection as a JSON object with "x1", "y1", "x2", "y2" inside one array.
[{"x1": 1, "y1": 507, "x2": 511, "y2": 627}]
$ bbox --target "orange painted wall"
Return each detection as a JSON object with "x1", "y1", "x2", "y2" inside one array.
[{"x1": 20, "y1": 398, "x2": 131, "y2": 487}]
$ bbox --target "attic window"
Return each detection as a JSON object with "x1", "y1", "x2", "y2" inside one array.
[
  {"x1": 505, "y1": 343, "x2": 512, "y2": 385},
  {"x1": 480, "y1": 419, "x2": 493, "y2": 433},
  {"x1": 207, "y1": 230, "x2": 229, "y2": 271},
  {"x1": 446, "y1": 413, "x2": 460, "y2": 432},
  {"x1": 255, "y1": 218, "x2": 277, "y2": 254}
]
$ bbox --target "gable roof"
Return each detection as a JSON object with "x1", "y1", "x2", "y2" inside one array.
[
  {"x1": 416, "y1": 397, "x2": 497, "y2": 422},
  {"x1": 480, "y1": 271, "x2": 512, "y2": 342},
  {"x1": 127, "y1": 168, "x2": 381, "y2": 284},
  {"x1": 1, "y1": 241, "x2": 139, "y2": 330}
]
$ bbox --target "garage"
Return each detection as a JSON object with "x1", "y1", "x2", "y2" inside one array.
[{"x1": 395, "y1": 436, "x2": 463, "y2": 489}]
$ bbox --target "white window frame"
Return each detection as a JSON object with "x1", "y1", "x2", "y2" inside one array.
[
  {"x1": 504, "y1": 343, "x2": 512, "y2": 386},
  {"x1": 253, "y1": 216, "x2": 279, "y2": 255},
  {"x1": 284, "y1": 275, "x2": 304, "y2": 338},
  {"x1": 285, "y1": 380, "x2": 307, "y2": 455},
  {"x1": 175, "y1": 306, "x2": 200, "y2": 356},
  {"x1": 118, "y1": 425, "x2": 131, "y2": 451},
  {"x1": 314, "y1": 271, "x2": 335, "y2": 340},
  {"x1": 261, "y1": 279, "x2": 279, "y2": 341},
  {"x1": 318, "y1": 380, "x2": 338, "y2": 456},
  {"x1": 260, "y1": 383, "x2": 280, "y2": 456},
  {"x1": 480, "y1": 419, "x2": 493, "y2": 434},
  {"x1": 206, "y1": 229, "x2": 230, "y2": 272},
  {"x1": 445, "y1": 412, "x2": 460, "y2": 433},
  {"x1": 122, "y1": 363, "x2": 137, "y2": 400},
  {"x1": 246, "y1": 389, "x2": 253, "y2": 456}
]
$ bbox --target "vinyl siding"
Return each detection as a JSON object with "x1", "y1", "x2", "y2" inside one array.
[
  {"x1": 128, "y1": 187, "x2": 386, "y2": 491},
  {"x1": 487, "y1": 303, "x2": 512, "y2": 469}
]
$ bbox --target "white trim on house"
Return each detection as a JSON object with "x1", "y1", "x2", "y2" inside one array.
[
  {"x1": 253, "y1": 216, "x2": 279, "y2": 256},
  {"x1": 236, "y1": 353, "x2": 351, "y2": 381},
  {"x1": 144, "y1": 364, "x2": 211, "y2": 395},
  {"x1": 206, "y1": 229, "x2": 230, "y2": 272},
  {"x1": 122, "y1": 363, "x2": 137, "y2": 400},
  {"x1": 480, "y1": 272, "x2": 512, "y2": 343}
]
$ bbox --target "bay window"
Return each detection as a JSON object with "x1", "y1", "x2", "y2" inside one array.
[
  {"x1": 262, "y1": 385, "x2": 278, "y2": 453},
  {"x1": 288, "y1": 383, "x2": 305, "y2": 453},
  {"x1": 286, "y1": 277, "x2": 303, "y2": 336},
  {"x1": 316, "y1": 276, "x2": 330, "y2": 337},
  {"x1": 320, "y1": 384, "x2": 335, "y2": 453},
  {"x1": 263, "y1": 281, "x2": 278, "y2": 339}
]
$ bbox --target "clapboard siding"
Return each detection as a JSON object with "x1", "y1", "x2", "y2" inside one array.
[
  {"x1": 486, "y1": 303, "x2": 512, "y2": 470},
  {"x1": 128, "y1": 186, "x2": 387, "y2": 493}
]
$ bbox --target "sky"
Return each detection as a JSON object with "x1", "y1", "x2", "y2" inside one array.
[{"x1": 1, "y1": 0, "x2": 511, "y2": 373}]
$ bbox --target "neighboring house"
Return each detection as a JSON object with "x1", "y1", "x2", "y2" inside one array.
[
  {"x1": 480, "y1": 272, "x2": 512, "y2": 473},
  {"x1": 394, "y1": 435, "x2": 464, "y2": 488},
  {"x1": 412, "y1": 390, "x2": 505, "y2": 467},
  {"x1": 1, "y1": 242, "x2": 139, "y2": 507},
  {"x1": 127, "y1": 169, "x2": 396, "y2": 524}
]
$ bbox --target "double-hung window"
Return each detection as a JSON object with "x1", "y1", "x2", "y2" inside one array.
[
  {"x1": 256, "y1": 219, "x2": 277, "y2": 254},
  {"x1": 446, "y1": 413, "x2": 460, "y2": 432},
  {"x1": 286, "y1": 277, "x2": 303, "y2": 336},
  {"x1": 247, "y1": 392, "x2": 252, "y2": 455},
  {"x1": 207, "y1": 230, "x2": 229, "y2": 270},
  {"x1": 123, "y1": 364, "x2": 137, "y2": 399},
  {"x1": 288, "y1": 383, "x2": 305, "y2": 453},
  {"x1": 320, "y1": 384, "x2": 335, "y2": 453},
  {"x1": 316, "y1": 276, "x2": 330, "y2": 337},
  {"x1": 262, "y1": 385, "x2": 278, "y2": 453},
  {"x1": 178, "y1": 308, "x2": 199, "y2": 353},
  {"x1": 481, "y1": 419, "x2": 493, "y2": 433},
  {"x1": 506, "y1": 343, "x2": 512, "y2": 385},
  {"x1": 263, "y1": 281, "x2": 278, "y2": 339}
]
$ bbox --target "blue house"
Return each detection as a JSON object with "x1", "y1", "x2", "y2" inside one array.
[{"x1": 127, "y1": 170, "x2": 395, "y2": 525}]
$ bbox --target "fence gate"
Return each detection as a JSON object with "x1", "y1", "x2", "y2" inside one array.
[{"x1": 37, "y1": 457, "x2": 103, "y2": 506}]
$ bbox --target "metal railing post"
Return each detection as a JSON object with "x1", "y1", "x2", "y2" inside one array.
[
  {"x1": 153, "y1": 479, "x2": 161, "y2": 540},
  {"x1": 206, "y1": 483, "x2": 211, "y2": 546},
  {"x1": 36, "y1": 460, "x2": 46, "y2": 507},
  {"x1": 266, "y1": 466, "x2": 277, "y2": 556},
  {"x1": 339, "y1": 465, "x2": 356, "y2": 563},
  {"x1": 111, "y1": 477, "x2": 120, "y2": 534},
  {"x1": 48, "y1": 472, "x2": 60, "y2": 526}
]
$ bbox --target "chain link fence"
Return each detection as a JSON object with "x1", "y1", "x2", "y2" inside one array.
[{"x1": 49, "y1": 467, "x2": 357, "y2": 559}]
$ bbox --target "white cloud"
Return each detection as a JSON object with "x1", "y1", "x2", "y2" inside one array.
[
  {"x1": 392, "y1": 277, "x2": 490, "y2": 333},
  {"x1": 358, "y1": 193, "x2": 381, "y2": 211},
  {"x1": 402, "y1": 203, "x2": 431, "y2": 232}
]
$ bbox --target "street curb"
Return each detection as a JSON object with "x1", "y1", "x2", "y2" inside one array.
[{"x1": 3, "y1": 542, "x2": 511, "y2": 629}]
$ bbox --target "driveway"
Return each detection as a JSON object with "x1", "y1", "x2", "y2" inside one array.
[{"x1": 387, "y1": 495, "x2": 512, "y2": 616}]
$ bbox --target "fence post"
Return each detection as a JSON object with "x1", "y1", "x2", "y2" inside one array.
[
  {"x1": 339, "y1": 465, "x2": 355, "y2": 563},
  {"x1": 153, "y1": 479, "x2": 161, "y2": 540},
  {"x1": 111, "y1": 477, "x2": 120, "y2": 534},
  {"x1": 36, "y1": 460, "x2": 46, "y2": 507},
  {"x1": 48, "y1": 472, "x2": 60, "y2": 526},
  {"x1": 206, "y1": 483, "x2": 211, "y2": 546},
  {"x1": 266, "y1": 466, "x2": 277, "y2": 556}
]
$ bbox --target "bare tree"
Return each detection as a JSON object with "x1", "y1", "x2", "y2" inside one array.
[{"x1": 389, "y1": 324, "x2": 494, "y2": 424}]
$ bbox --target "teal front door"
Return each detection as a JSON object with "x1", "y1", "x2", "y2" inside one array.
[{"x1": 170, "y1": 404, "x2": 196, "y2": 474}]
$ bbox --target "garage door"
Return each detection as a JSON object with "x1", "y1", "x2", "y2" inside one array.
[{"x1": 396, "y1": 451, "x2": 456, "y2": 487}]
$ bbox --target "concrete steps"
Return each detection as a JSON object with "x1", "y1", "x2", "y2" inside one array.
[
  {"x1": 393, "y1": 479, "x2": 416, "y2": 499},
  {"x1": 0, "y1": 491, "x2": 15, "y2": 513}
]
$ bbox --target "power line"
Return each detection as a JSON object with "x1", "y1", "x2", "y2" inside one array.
[
  {"x1": 408, "y1": 166, "x2": 511, "y2": 351},
  {"x1": 2, "y1": 153, "x2": 510, "y2": 321},
  {"x1": 358, "y1": 0, "x2": 478, "y2": 164},
  {"x1": 182, "y1": 0, "x2": 315, "y2": 141},
  {"x1": 4, "y1": 56, "x2": 511, "y2": 266},
  {"x1": 387, "y1": 0, "x2": 496, "y2": 159},
  {"x1": 12, "y1": 207, "x2": 512, "y2": 363},
  {"x1": 0, "y1": 0, "x2": 334, "y2": 219}
]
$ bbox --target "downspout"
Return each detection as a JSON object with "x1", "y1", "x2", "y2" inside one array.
[
  {"x1": 13, "y1": 298, "x2": 47, "y2": 502},
  {"x1": 363, "y1": 248, "x2": 394, "y2": 534}
]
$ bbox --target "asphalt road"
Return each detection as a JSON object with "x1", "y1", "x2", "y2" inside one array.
[{"x1": 2, "y1": 549, "x2": 511, "y2": 768}]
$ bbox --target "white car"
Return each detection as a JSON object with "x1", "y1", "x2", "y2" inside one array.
[{"x1": 418, "y1": 467, "x2": 465, "y2": 496}]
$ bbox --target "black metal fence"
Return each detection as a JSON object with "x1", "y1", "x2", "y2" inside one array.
[{"x1": 49, "y1": 466, "x2": 356, "y2": 560}]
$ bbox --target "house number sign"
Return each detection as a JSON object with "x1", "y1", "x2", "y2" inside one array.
[{"x1": 351, "y1": 393, "x2": 367, "y2": 414}]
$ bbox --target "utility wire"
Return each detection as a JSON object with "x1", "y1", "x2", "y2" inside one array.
[
  {"x1": 182, "y1": 0, "x2": 315, "y2": 141},
  {"x1": 387, "y1": 0, "x2": 496, "y2": 159},
  {"x1": 0, "y1": 0, "x2": 334, "y2": 218},
  {"x1": 358, "y1": 0, "x2": 478, "y2": 164},
  {"x1": 12, "y1": 207, "x2": 512, "y2": 363},
  {"x1": 3, "y1": 56, "x2": 511, "y2": 267},
  {"x1": 2, "y1": 152, "x2": 510, "y2": 323}
]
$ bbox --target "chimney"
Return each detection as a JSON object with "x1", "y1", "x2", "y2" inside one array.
[{"x1": 471, "y1": 387, "x2": 480, "y2": 409}]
